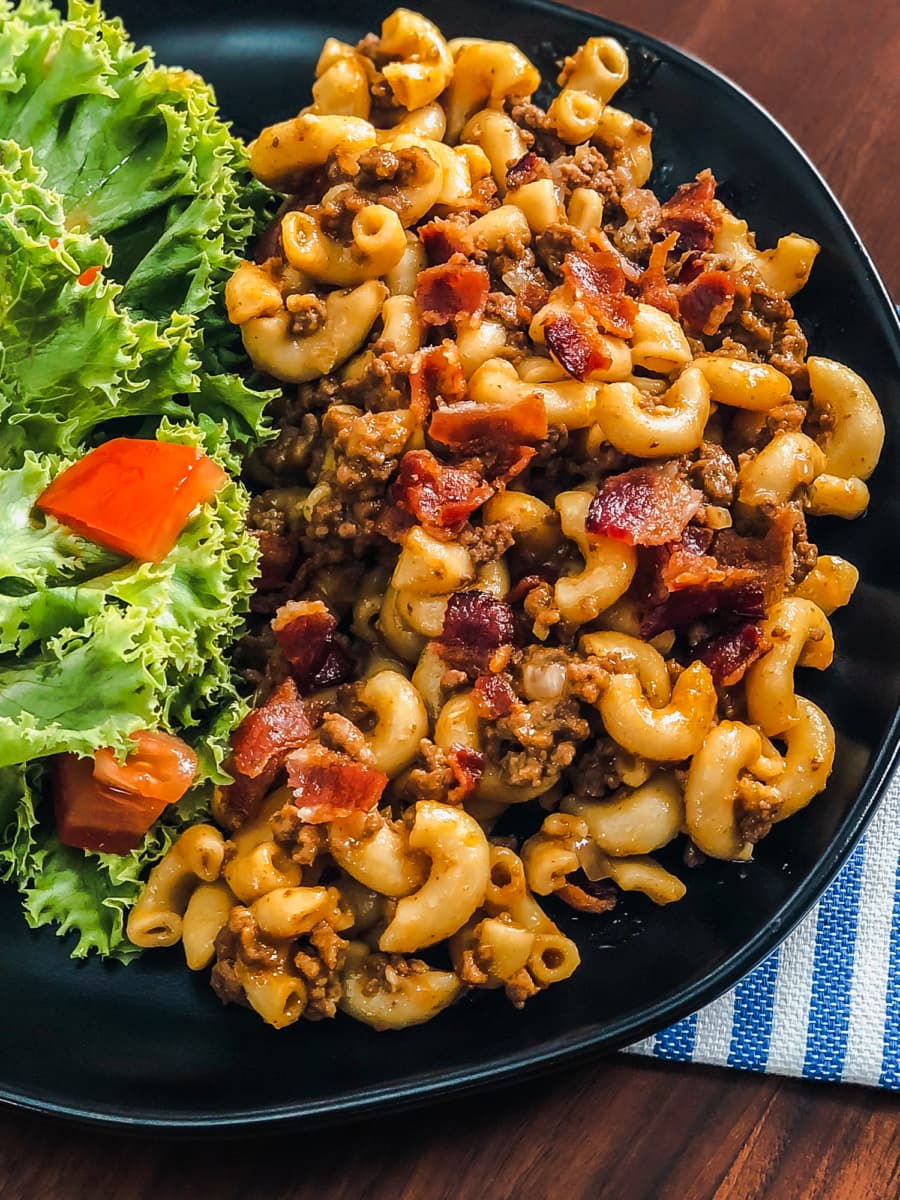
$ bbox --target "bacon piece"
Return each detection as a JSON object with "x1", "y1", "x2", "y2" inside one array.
[
  {"x1": 221, "y1": 679, "x2": 312, "y2": 829},
  {"x1": 286, "y1": 743, "x2": 388, "y2": 823},
  {"x1": 311, "y1": 644, "x2": 353, "y2": 689},
  {"x1": 409, "y1": 341, "x2": 467, "y2": 420},
  {"x1": 638, "y1": 528, "x2": 770, "y2": 637},
  {"x1": 429, "y1": 395, "x2": 547, "y2": 449},
  {"x1": 695, "y1": 622, "x2": 770, "y2": 687},
  {"x1": 505, "y1": 151, "x2": 549, "y2": 191},
  {"x1": 231, "y1": 679, "x2": 310, "y2": 780},
  {"x1": 642, "y1": 576, "x2": 767, "y2": 636},
  {"x1": 659, "y1": 170, "x2": 719, "y2": 251},
  {"x1": 544, "y1": 313, "x2": 611, "y2": 381},
  {"x1": 588, "y1": 230, "x2": 643, "y2": 284},
  {"x1": 713, "y1": 507, "x2": 798, "y2": 605},
  {"x1": 391, "y1": 450, "x2": 493, "y2": 530},
  {"x1": 438, "y1": 591, "x2": 516, "y2": 674},
  {"x1": 639, "y1": 232, "x2": 680, "y2": 318},
  {"x1": 419, "y1": 221, "x2": 474, "y2": 265},
  {"x1": 586, "y1": 463, "x2": 703, "y2": 547},
  {"x1": 373, "y1": 503, "x2": 415, "y2": 543},
  {"x1": 678, "y1": 269, "x2": 736, "y2": 335},
  {"x1": 416, "y1": 262, "x2": 490, "y2": 326},
  {"x1": 517, "y1": 279, "x2": 552, "y2": 319},
  {"x1": 562, "y1": 250, "x2": 638, "y2": 338},
  {"x1": 271, "y1": 600, "x2": 351, "y2": 694},
  {"x1": 556, "y1": 882, "x2": 618, "y2": 915},
  {"x1": 677, "y1": 253, "x2": 705, "y2": 285},
  {"x1": 473, "y1": 672, "x2": 518, "y2": 719},
  {"x1": 446, "y1": 745, "x2": 485, "y2": 802},
  {"x1": 253, "y1": 530, "x2": 297, "y2": 592},
  {"x1": 492, "y1": 444, "x2": 537, "y2": 486}
]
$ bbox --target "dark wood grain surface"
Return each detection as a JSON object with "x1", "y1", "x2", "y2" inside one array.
[{"x1": 3, "y1": 1, "x2": 898, "y2": 1197}]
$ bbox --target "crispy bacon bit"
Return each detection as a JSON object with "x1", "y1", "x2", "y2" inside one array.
[
  {"x1": 505, "y1": 150, "x2": 549, "y2": 191},
  {"x1": 473, "y1": 672, "x2": 518, "y2": 719},
  {"x1": 556, "y1": 882, "x2": 618, "y2": 914},
  {"x1": 391, "y1": 450, "x2": 493, "y2": 530},
  {"x1": 492, "y1": 445, "x2": 538, "y2": 486},
  {"x1": 639, "y1": 232, "x2": 680, "y2": 317},
  {"x1": 638, "y1": 529, "x2": 769, "y2": 637},
  {"x1": 286, "y1": 743, "x2": 388, "y2": 823},
  {"x1": 544, "y1": 313, "x2": 611, "y2": 381},
  {"x1": 373, "y1": 504, "x2": 415, "y2": 543},
  {"x1": 310, "y1": 644, "x2": 353, "y2": 689},
  {"x1": 438, "y1": 591, "x2": 516, "y2": 673},
  {"x1": 713, "y1": 507, "x2": 798, "y2": 605},
  {"x1": 419, "y1": 220, "x2": 474, "y2": 265},
  {"x1": 677, "y1": 253, "x2": 704, "y2": 285},
  {"x1": 517, "y1": 279, "x2": 552, "y2": 318},
  {"x1": 446, "y1": 745, "x2": 485, "y2": 801},
  {"x1": 678, "y1": 269, "x2": 736, "y2": 335},
  {"x1": 586, "y1": 463, "x2": 703, "y2": 547},
  {"x1": 562, "y1": 250, "x2": 638, "y2": 338},
  {"x1": 429, "y1": 395, "x2": 548, "y2": 449},
  {"x1": 253, "y1": 530, "x2": 298, "y2": 592},
  {"x1": 416, "y1": 262, "x2": 490, "y2": 326},
  {"x1": 271, "y1": 600, "x2": 351, "y2": 694},
  {"x1": 222, "y1": 680, "x2": 312, "y2": 829},
  {"x1": 588, "y1": 230, "x2": 643, "y2": 283},
  {"x1": 695, "y1": 622, "x2": 770, "y2": 687},
  {"x1": 409, "y1": 341, "x2": 467, "y2": 420},
  {"x1": 231, "y1": 680, "x2": 311, "y2": 780},
  {"x1": 641, "y1": 582, "x2": 766, "y2": 636},
  {"x1": 659, "y1": 170, "x2": 719, "y2": 251}
]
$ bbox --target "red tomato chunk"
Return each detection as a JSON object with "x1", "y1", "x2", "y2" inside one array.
[{"x1": 37, "y1": 438, "x2": 227, "y2": 562}]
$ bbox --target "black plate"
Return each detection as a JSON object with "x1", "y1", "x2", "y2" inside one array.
[{"x1": 6, "y1": 0, "x2": 900, "y2": 1131}]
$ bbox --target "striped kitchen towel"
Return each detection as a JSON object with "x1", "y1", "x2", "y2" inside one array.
[{"x1": 627, "y1": 769, "x2": 900, "y2": 1088}]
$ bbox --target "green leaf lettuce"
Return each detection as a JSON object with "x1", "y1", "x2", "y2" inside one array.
[{"x1": 0, "y1": 420, "x2": 259, "y2": 961}]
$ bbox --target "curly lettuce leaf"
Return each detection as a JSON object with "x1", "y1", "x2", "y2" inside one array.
[
  {"x1": 0, "y1": 419, "x2": 257, "y2": 776},
  {"x1": 0, "y1": 420, "x2": 258, "y2": 959},
  {"x1": 0, "y1": 1, "x2": 274, "y2": 462},
  {"x1": 0, "y1": 2, "x2": 273, "y2": 960}
]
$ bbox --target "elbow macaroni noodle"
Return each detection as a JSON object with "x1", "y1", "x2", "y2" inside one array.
[{"x1": 130, "y1": 9, "x2": 885, "y2": 1031}]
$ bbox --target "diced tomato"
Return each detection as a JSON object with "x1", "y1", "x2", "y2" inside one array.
[
  {"x1": 36, "y1": 438, "x2": 227, "y2": 562},
  {"x1": 93, "y1": 730, "x2": 198, "y2": 806},
  {"x1": 55, "y1": 730, "x2": 198, "y2": 854}
]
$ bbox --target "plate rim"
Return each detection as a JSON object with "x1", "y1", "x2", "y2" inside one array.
[{"x1": 5, "y1": 0, "x2": 900, "y2": 1132}]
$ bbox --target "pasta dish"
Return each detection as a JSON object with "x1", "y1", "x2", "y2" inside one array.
[{"x1": 7, "y1": 5, "x2": 882, "y2": 1033}]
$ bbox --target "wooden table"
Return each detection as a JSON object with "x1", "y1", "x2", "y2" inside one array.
[{"x1": 3, "y1": 1, "x2": 898, "y2": 1196}]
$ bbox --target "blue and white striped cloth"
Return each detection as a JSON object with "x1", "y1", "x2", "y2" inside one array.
[{"x1": 628, "y1": 771, "x2": 900, "y2": 1088}]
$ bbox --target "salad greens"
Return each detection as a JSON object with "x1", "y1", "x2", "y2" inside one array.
[
  {"x1": 0, "y1": 421, "x2": 260, "y2": 960},
  {"x1": 0, "y1": 2, "x2": 273, "y2": 960},
  {"x1": 0, "y1": 0, "x2": 274, "y2": 465}
]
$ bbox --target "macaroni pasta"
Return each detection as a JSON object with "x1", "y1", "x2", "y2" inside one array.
[{"x1": 132, "y1": 9, "x2": 884, "y2": 1032}]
